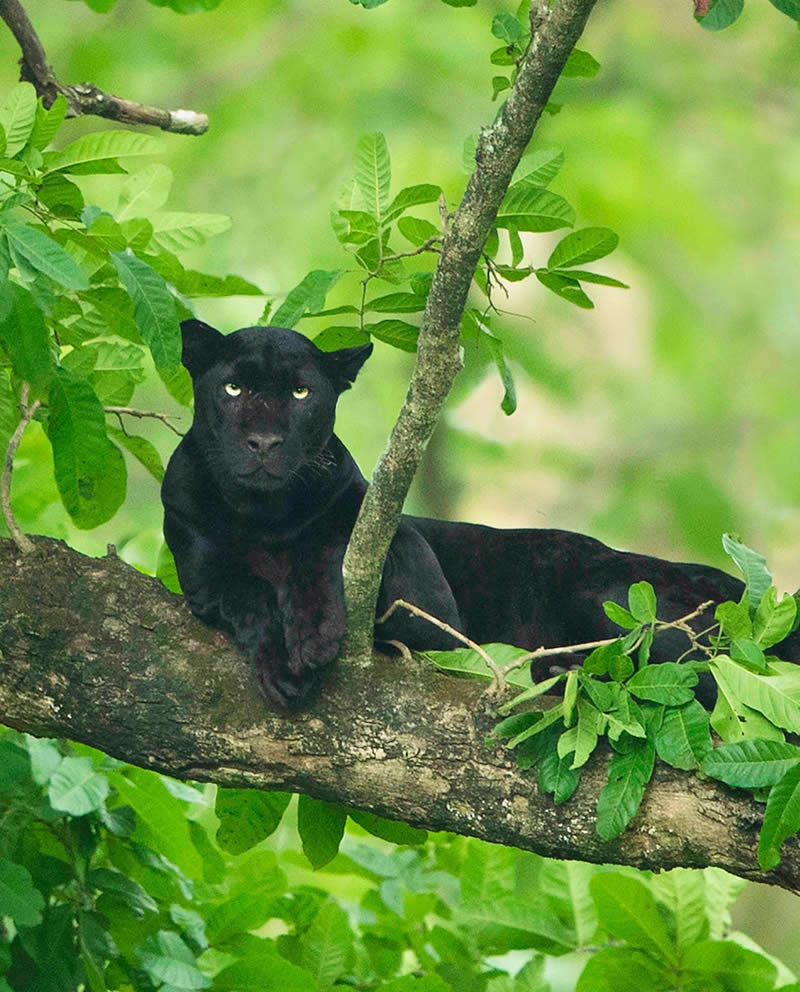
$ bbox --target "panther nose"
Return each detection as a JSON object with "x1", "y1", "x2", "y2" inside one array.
[{"x1": 246, "y1": 432, "x2": 284, "y2": 455}]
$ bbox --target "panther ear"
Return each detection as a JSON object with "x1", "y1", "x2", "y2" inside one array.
[
  {"x1": 326, "y1": 342, "x2": 374, "y2": 393},
  {"x1": 180, "y1": 319, "x2": 224, "y2": 378}
]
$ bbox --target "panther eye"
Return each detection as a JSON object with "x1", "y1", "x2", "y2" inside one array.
[
  {"x1": 224, "y1": 383, "x2": 242, "y2": 397},
  {"x1": 292, "y1": 386, "x2": 310, "y2": 400}
]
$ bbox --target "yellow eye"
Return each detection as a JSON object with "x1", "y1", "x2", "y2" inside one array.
[
  {"x1": 224, "y1": 383, "x2": 242, "y2": 397},
  {"x1": 292, "y1": 386, "x2": 310, "y2": 400}
]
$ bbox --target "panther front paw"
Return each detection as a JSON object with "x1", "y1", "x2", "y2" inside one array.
[{"x1": 252, "y1": 643, "x2": 327, "y2": 712}]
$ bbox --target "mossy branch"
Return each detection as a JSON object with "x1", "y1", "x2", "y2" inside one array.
[{"x1": 2, "y1": 535, "x2": 800, "y2": 894}]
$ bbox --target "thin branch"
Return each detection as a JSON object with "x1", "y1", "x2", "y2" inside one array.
[
  {"x1": 342, "y1": 0, "x2": 600, "y2": 658},
  {"x1": 1, "y1": 382, "x2": 40, "y2": 554},
  {"x1": 377, "y1": 597, "x2": 506, "y2": 689},
  {"x1": 0, "y1": 0, "x2": 209, "y2": 135},
  {"x1": 105, "y1": 406, "x2": 184, "y2": 437},
  {"x1": 503, "y1": 600, "x2": 718, "y2": 676}
]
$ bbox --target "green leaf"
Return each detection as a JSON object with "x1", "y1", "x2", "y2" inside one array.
[
  {"x1": 365, "y1": 318, "x2": 419, "y2": 352},
  {"x1": 273, "y1": 269, "x2": 342, "y2": 327},
  {"x1": 716, "y1": 599, "x2": 753, "y2": 640},
  {"x1": 0, "y1": 859, "x2": 44, "y2": 926},
  {"x1": 171, "y1": 269, "x2": 264, "y2": 298},
  {"x1": 29, "y1": 94, "x2": 68, "y2": 152},
  {"x1": 697, "y1": 0, "x2": 745, "y2": 29},
  {"x1": 355, "y1": 132, "x2": 391, "y2": 224},
  {"x1": 515, "y1": 147, "x2": 565, "y2": 188},
  {"x1": 682, "y1": 939, "x2": 776, "y2": 992},
  {"x1": 554, "y1": 268, "x2": 629, "y2": 288},
  {"x1": 481, "y1": 325, "x2": 516, "y2": 415},
  {"x1": 213, "y1": 945, "x2": 316, "y2": 991},
  {"x1": 548, "y1": 227, "x2": 619, "y2": 269},
  {"x1": 703, "y1": 739, "x2": 800, "y2": 788},
  {"x1": 539, "y1": 748, "x2": 582, "y2": 803},
  {"x1": 88, "y1": 867, "x2": 158, "y2": 916},
  {"x1": 148, "y1": 210, "x2": 231, "y2": 253},
  {"x1": 754, "y1": 586, "x2": 797, "y2": 649},
  {"x1": 3, "y1": 220, "x2": 88, "y2": 289},
  {"x1": 300, "y1": 901, "x2": 355, "y2": 988},
  {"x1": 111, "y1": 251, "x2": 181, "y2": 373},
  {"x1": 626, "y1": 663, "x2": 698, "y2": 705},
  {"x1": 0, "y1": 283, "x2": 54, "y2": 395},
  {"x1": 575, "y1": 946, "x2": 670, "y2": 992},
  {"x1": 492, "y1": 12, "x2": 523, "y2": 44},
  {"x1": 366, "y1": 291, "x2": 427, "y2": 313},
  {"x1": 561, "y1": 49, "x2": 601, "y2": 77},
  {"x1": 47, "y1": 369, "x2": 127, "y2": 528},
  {"x1": 117, "y1": 162, "x2": 173, "y2": 220},
  {"x1": 313, "y1": 326, "x2": 371, "y2": 351},
  {"x1": 710, "y1": 676, "x2": 786, "y2": 743},
  {"x1": 0, "y1": 83, "x2": 37, "y2": 157},
  {"x1": 397, "y1": 215, "x2": 440, "y2": 246},
  {"x1": 138, "y1": 930, "x2": 209, "y2": 989},
  {"x1": 384, "y1": 183, "x2": 441, "y2": 223},
  {"x1": 628, "y1": 581, "x2": 657, "y2": 623},
  {"x1": 595, "y1": 741, "x2": 655, "y2": 840},
  {"x1": 36, "y1": 173, "x2": 85, "y2": 218},
  {"x1": 215, "y1": 789, "x2": 292, "y2": 854},
  {"x1": 602, "y1": 601, "x2": 638, "y2": 630},
  {"x1": 769, "y1": 0, "x2": 800, "y2": 19},
  {"x1": 710, "y1": 656, "x2": 800, "y2": 734},
  {"x1": 48, "y1": 755, "x2": 110, "y2": 815},
  {"x1": 567, "y1": 698, "x2": 603, "y2": 768},
  {"x1": 654, "y1": 700, "x2": 712, "y2": 770},
  {"x1": 348, "y1": 809, "x2": 427, "y2": 845},
  {"x1": 535, "y1": 270, "x2": 594, "y2": 308},
  {"x1": 106, "y1": 426, "x2": 165, "y2": 482},
  {"x1": 108, "y1": 767, "x2": 203, "y2": 877},
  {"x1": 43, "y1": 130, "x2": 163, "y2": 175},
  {"x1": 650, "y1": 867, "x2": 708, "y2": 952},
  {"x1": 496, "y1": 187, "x2": 575, "y2": 232},
  {"x1": 764, "y1": 776, "x2": 800, "y2": 869},
  {"x1": 589, "y1": 873, "x2": 676, "y2": 966},
  {"x1": 297, "y1": 795, "x2": 347, "y2": 869},
  {"x1": 722, "y1": 534, "x2": 772, "y2": 610},
  {"x1": 207, "y1": 891, "x2": 282, "y2": 946}
]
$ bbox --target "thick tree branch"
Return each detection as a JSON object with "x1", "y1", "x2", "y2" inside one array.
[
  {"x1": 342, "y1": 0, "x2": 599, "y2": 656},
  {"x1": 2, "y1": 535, "x2": 799, "y2": 894},
  {"x1": 0, "y1": 0, "x2": 209, "y2": 135}
]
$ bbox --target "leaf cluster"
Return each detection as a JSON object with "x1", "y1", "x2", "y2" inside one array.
[
  {"x1": 2, "y1": 724, "x2": 794, "y2": 991},
  {"x1": 427, "y1": 535, "x2": 800, "y2": 868},
  {"x1": 0, "y1": 83, "x2": 261, "y2": 532}
]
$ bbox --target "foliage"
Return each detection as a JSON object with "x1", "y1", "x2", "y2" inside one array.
[
  {"x1": 423, "y1": 535, "x2": 800, "y2": 869},
  {"x1": 3, "y1": 0, "x2": 800, "y2": 984},
  {"x1": 0, "y1": 725, "x2": 796, "y2": 991},
  {"x1": 0, "y1": 81, "x2": 263, "y2": 532}
]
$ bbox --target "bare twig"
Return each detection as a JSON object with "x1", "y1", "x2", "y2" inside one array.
[
  {"x1": 377, "y1": 597, "x2": 506, "y2": 691},
  {"x1": 0, "y1": 0, "x2": 209, "y2": 135},
  {"x1": 502, "y1": 600, "x2": 717, "y2": 677},
  {"x1": 1, "y1": 382, "x2": 40, "y2": 554},
  {"x1": 105, "y1": 406, "x2": 184, "y2": 437}
]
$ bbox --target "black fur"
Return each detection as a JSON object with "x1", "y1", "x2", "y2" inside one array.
[{"x1": 162, "y1": 322, "x2": 796, "y2": 710}]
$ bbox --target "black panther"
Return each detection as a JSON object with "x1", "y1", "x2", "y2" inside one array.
[{"x1": 162, "y1": 320, "x2": 794, "y2": 710}]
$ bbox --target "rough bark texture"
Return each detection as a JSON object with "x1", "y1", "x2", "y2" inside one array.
[
  {"x1": 342, "y1": 0, "x2": 600, "y2": 658},
  {"x1": 1, "y1": 535, "x2": 798, "y2": 894}
]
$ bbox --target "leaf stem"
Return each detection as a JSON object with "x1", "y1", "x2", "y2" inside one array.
[{"x1": 1, "y1": 382, "x2": 41, "y2": 554}]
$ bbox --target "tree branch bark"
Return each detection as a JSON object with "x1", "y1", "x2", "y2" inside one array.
[
  {"x1": 342, "y1": 0, "x2": 599, "y2": 657},
  {"x1": 2, "y1": 535, "x2": 799, "y2": 894},
  {"x1": 0, "y1": 0, "x2": 209, "y2": 135}
]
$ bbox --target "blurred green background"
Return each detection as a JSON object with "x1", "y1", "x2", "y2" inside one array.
[{"x1": 2, "y1": 0, "x2": 799, "y2": 968}]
